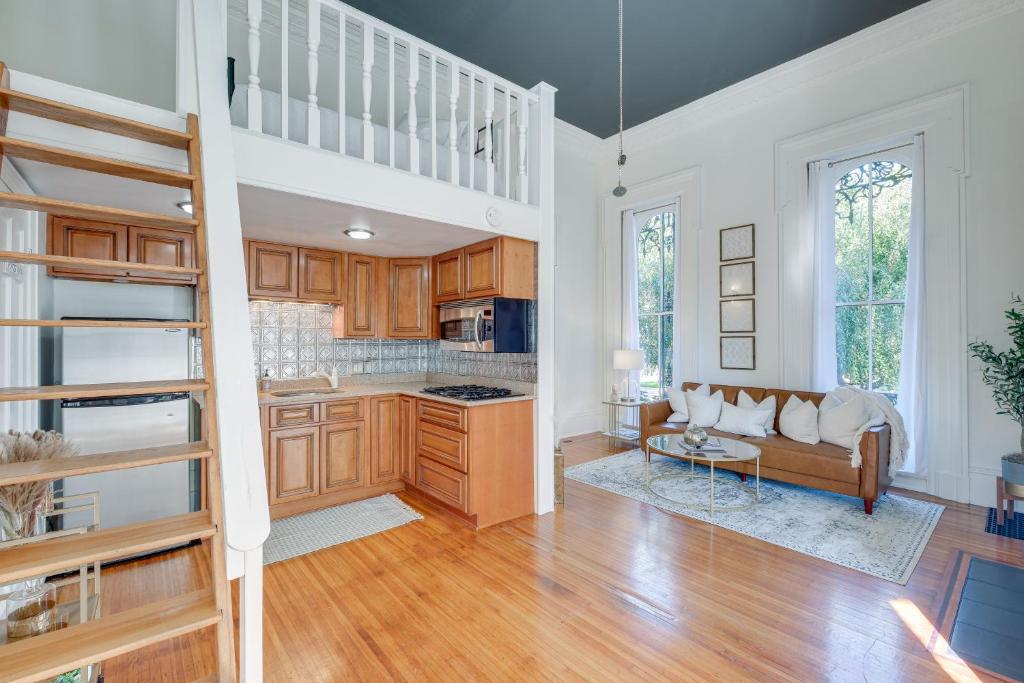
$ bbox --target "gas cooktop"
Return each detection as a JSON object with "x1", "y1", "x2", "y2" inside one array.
[{"x1": 421, "y1": 384, "x2": 524, "y2": 401}]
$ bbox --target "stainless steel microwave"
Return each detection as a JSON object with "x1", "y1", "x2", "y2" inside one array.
[{"x1": 438, "y1": 298, "x2": 535, "y2": 353}]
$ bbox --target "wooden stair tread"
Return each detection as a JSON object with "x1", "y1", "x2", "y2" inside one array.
[
  {"x1": 0, "y1": 192, "x2": 197, "y2": 230},
  {"x1": 0, "y1": 135, "x2": 195, "y2": 188},
  {"x1": 0, "y1": 379, "x2": 208, "y2": 402},
  {"x1": 0, "y1": 319, "x2": 206, "y2": 329},
  {"x1": 0, "y1": 511, "x2": 216, "y2": 584},
  {"x1": 0, "y1": 86, "x2": 192, "y2": 149},
  {"x1": 0, "y1": 442, "x2": 213, "y2": 486},
  {"x1": 0, "y1": 250, "x2": 202, "y2": 276},
  {"x1": 0, "y1": 589, "x2": 219, "y2": 683}
]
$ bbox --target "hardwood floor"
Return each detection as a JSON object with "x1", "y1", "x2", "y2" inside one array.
[{"x1": 94, "y1": 432, "x2": 1020, "y2": 682}]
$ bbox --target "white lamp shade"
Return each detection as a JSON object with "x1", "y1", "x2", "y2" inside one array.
[{"x1": 613, "y1": 349, "x2": 643, "y2": 370}]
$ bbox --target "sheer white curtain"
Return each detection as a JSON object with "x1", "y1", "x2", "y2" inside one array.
[
  {"x1": 809, "y1": 160, "x2": 838, "y2": 392},
  {"x1": 897, "y1": 134, "x2": 927, "y2": 474},
  {"x1": 621, "y1": 209, "x2": 641, "y2": 395}
]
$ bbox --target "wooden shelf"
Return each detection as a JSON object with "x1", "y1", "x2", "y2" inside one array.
[
  {"x1": 0, "y1": 319, "x2": 206, "y2": 329},
  {"x1": 0, "y1": 86, "x2": 192, "y2": 149},
  {"x1": 0, "y1": 250, "x2": 202, "y2": 276},
  {"x1": 0, "y1": 512, "x2": 216, "y2": 584},
  {"x1": 0, "y1": 589, "x2": 219, "y2": 683},
  {"x1": 0, "y1": 136, "x2": 196, "y2": 188},
  {"x1": 0, "y1": 192, "x2": 197, "y2": 230},
  {"x1": 0, "y1": 379, "x2": 208, "y2": 403},
  {"x1": 0, "y1": 442, "x2": 213, "y2": 486}
]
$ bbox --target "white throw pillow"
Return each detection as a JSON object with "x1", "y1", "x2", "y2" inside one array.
[
  {"x1": 737, "y1": 390, "x2": 777, "y2": 435},
  {"x1": 715, "y1": 402, "x2": 774, "y2": 438},
  {"x1": 667, "y1": 383, "x2": 709, "y2": 423},
  {"x1": 818, "y1": 393, "x2": 877, "y2": 451},
  {"x1": 779, "y1": 395, "x2": 820, "y2": 445},
  {"x1": 686, "y1": 389, "x2": 724, "y2": 428}
]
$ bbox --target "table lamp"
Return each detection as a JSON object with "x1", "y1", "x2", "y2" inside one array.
[{"x1": 613, "y1": 349, "x2": 643, "y2": 402}]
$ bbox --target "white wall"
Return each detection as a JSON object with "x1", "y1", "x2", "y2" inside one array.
[
  {"x1": 569, "y1": 0, "x2": 1024, "y2": 505},
  {"x1": 0, "y1": 0, "x2": 177, "y2": 111}
]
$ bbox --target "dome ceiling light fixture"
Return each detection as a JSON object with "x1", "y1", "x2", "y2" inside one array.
[
  {"x1": 612, "y1": 0, "x2": 628, "y2": 198},
  {"x1": 344, "y1": 227, "x2": 375, "y2": 240}
]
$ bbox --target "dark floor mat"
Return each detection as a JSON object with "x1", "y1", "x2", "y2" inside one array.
[
  {"x1": 950, "y1": 557, "x2": 1024, "y2": 681},
  {"x1": 986, "y1": 507, "x2": 1024, "y2": 540}
]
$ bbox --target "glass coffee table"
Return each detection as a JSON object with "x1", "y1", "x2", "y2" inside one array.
[{"x1": 645, "y1": 434, "x2": 761, "y2": 516}]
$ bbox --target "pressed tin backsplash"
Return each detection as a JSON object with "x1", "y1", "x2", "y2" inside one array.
[{"x1": 249, "y1": 300, "x2": 537, "y2": 382}]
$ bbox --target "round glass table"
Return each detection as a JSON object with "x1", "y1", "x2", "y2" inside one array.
[{"x1": 644, "y1": 434, "x2": 761, "y2": 516}]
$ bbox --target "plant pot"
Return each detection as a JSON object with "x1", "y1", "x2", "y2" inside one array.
[{"x1": 1002, "y1": 452, "x2": 1024, "y2": 487}]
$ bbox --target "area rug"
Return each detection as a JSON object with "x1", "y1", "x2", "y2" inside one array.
[
  {"x1": 566, "y1": 450, "x2": 943, "y2": 584},
  {"x1": 264, "y1": 494, "x2": 422, "y2": 565}
]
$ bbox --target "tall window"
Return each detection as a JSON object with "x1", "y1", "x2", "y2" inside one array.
[
  {"x1": 833, "y1": 160, "x2": 912, "y2": 399},
  {"x1": 637, "y1": 208, "x2": 675, "y2": 397}
]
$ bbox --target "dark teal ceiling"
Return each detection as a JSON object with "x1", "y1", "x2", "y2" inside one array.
[{"x1": 344, "y1": 0, "x2": 929, "y2": 138}]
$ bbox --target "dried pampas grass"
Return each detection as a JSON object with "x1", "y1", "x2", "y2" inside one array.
[{"x1": 0, "y1": 430, "x2": 78, "y2": 539}]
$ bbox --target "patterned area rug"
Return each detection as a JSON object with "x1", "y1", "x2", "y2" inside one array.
[
  {"x1": 264, "y1": 494, "x2": 423, "y2": 565},
  {"x1": 566, "y1": 450, "x2": 943, "y2": 584}
]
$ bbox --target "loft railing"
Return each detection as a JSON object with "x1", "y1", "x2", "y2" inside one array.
[{"x1": 224, "y1": 0, "x2": 539, "y2": 204}]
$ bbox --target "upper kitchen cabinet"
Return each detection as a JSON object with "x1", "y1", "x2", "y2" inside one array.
[
  {"x1": 246, "y1": 240, "x2": 298, "y2": 299},
  {"x1": 127, "y1": 226, "x2": 195, "y2": 282},
  {"x1": 344, "y1": 253, "x2": 381, "y2": 337},
  {"x1": 387, "y1": 257, "x2": 431, "y2": 338},
  {"x1": 433, "y1": 236, "x2": 537, "y2": 303},
  {"x1": 297, "y1": 247, "x2": 345, "y2": 303}
]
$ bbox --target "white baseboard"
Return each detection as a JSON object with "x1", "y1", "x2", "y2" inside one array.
[
  {"x1": 969, "y1": 465, "x2": 1001, "y2": 508},
  {"x1": 557, "y1": 409, "x2": 605, "y2": 440}
]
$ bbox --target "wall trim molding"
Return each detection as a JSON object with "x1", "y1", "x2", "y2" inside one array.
[{"x1": 600, "y1": 0, "x2": 1020, "y2": 155}]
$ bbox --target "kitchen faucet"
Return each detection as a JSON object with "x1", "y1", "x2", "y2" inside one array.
[{"x1": 312, "y1": 366, "x2": 339, "y2": 388}]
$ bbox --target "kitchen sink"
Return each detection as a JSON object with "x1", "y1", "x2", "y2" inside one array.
[{"x1": 270, "y1": 388, "x2": 345, "y2": 397}]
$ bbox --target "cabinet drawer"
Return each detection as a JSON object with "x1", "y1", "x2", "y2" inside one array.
[
  {"x1": 416, "y1": 457, "x2": 469, "y2": 513},
  {"x1": 269, "y1": 403, "x2": 319, "y2": 428},
  {"x1": 322, "y1": 398, "x2": 364, "y2": 422},
  {"x1": 417, "y1": 399, "x2": 467, "y2": 432},
  {"x1": 417, "y1": 419, "x2": 468, "y2": 473}
]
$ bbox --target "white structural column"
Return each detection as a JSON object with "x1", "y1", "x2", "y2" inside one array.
[
  {"x1": 306, "y1": 0, "x2": 321, "y2": 147},
  {"x1": 361, "y1": 22, "x2": 375, "y2": 161},
  {"x1": 406, "y1": 41, "x2": 420, "y2": 174},
  {"x1": 245, "y1": 0, "x2": 262, "y2": 132},
  {"x1": 336, "y1": 10, "x2": 346, "y2": 154},
  {"x1": 484, "y1": 78, "x2": 494, "y2": 195},
  {"x1": 517, "y1": 94, "x2": 529, "y2": 203},
  {"x1": 448, "y1": 63, "x2": 460, "y2": 185}
]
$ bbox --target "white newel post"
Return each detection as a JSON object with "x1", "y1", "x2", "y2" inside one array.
[
  {"x1": 448, "y1": 63, "x2": 460, "y2": 185},
  {"x1": 517, "y1": 93, "x2": 529, "y2": 203},
  {"x1": 280, "y1": 0, "x2": 289, "y2": 140},
  {"x1": 484, "y1": 79, "x2": 494, "y2": 195},
  {"x1": 306, "y1": 0, "x2": 321, "y2": 147},
  {"x1": 361, "y1": 22, "x2": 375, "y2": 161},
  {"x1": 387, "y1": 35, "x2": 395, "y2": 166},
  {"x1": 503, "y1": 88, "x2": 512, "y2": 198},
  {"x1": 245, "y1": 0, "x2": 262, "y2": 132},
  {"x1": 407, "y1": 41, "x2": 420, "y2": 175},
  {"x1": 336, "y1": 10, "x2": 346, "y2": 155},
  {"x1": 191, "y1": 2, "x2": 271, "y2": 681}
]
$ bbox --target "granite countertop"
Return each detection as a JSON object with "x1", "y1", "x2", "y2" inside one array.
[{"x1": 257, "y1": 375, "x2": 535, "y2": 408}]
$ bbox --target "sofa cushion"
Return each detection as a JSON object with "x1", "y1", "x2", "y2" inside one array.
[{"x1": 744, "y1": 435, "x2": 859, "y2": 484}]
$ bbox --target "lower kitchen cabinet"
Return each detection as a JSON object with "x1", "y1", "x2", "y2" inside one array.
[
  {"x1": 398, "y1": 395, "x2": 416, "y2": 483},
  {"x1": 320, "y1": 421, "x2": 365, "y2": 492},
  {"x1": 268, "y1": 425, "x2": 320, "y2": 504},
  {"x1": 370, "y1": 395, "x2": 401, "y2": 484}
]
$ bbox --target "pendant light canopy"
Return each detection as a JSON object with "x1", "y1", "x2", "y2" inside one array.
[{"x1": 612, "y1": 0, "x2": 627, "y2": 197}]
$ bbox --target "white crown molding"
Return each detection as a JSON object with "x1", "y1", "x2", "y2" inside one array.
[
  {"x1": 554, "y1": 119, "x2": 603, "y2": 162},
  {"x1": 603, "y1": 0, "x2": 1022, "y2": 155}
]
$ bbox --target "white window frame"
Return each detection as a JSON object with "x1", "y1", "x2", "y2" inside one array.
[{"x1": 634, "y1": 205, "x2": 677, "y2": 396}]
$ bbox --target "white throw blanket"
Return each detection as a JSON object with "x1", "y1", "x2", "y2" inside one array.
[{"x1": 826, "y1": 386, "x2": 910, "y2": 477}]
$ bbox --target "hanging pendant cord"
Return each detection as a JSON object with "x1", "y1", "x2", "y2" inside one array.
[{"x1": 617, "y1": 0, "x2": 624, "y2": 167}]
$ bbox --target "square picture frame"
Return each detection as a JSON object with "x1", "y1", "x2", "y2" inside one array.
[
  {"x1": 720, "y1": 298, "x2": 755, "y2": 333},
  {"x1": 720, "y1": 336, "x2": 756, "y2": 370},
  {"x1": 720, "y1": 261, "x2": 755, "y2": 298},
  {"x1": 720, "y1": 223, "x2": 755, "y2": 261}
]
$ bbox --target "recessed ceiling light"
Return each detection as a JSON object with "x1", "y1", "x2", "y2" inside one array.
[
  {"x1": 344, "y1": 228, "x2": 375, "y2": 240},
  {"x1": 176, "y1": 201, "x2": 193, "y2": 215}
]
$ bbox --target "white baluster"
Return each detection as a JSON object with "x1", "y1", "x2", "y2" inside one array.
[
  {"x1": 337, "y1": 11, "x2": 346, "y2": 154},
  {"x1": 430, "y1": 56, "x2": 437, "y2": 178},
  {"x1": 504, "y1": 87, "x2": 512, "y2": 198},
  {"x1": 448, "y1": 63, "x2": 460, "y2": 185},
  {"x1": 517, "y1": 93, "x2": 529, "y2": 203},
  {"x1": 388, "y1": 35, "x2": 395, "y2": 167},
  {"x1": 362, "y1": 22, "x2": 374, "y2": 161},
  {"x1": 306, "y1": 0, "x2": 321, "y2": 147},
  {"x1": 407, "y1": 41, "x2": 419, "y2": 175},
  {"x1": 281, "y1": 0, "x2": 289, "y2": 141},
  {"x1": 245, "y1": 0, "x2": 263, "y2": 132},
  {"x1": 468, "y1": 72, "x2": 475, "y2": 190},
  {"x1": 484, "y1": 79, "x2": 494, "y2": 195}
]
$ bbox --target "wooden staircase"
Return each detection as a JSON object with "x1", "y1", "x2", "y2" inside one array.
[{"x1": 0, "y1": 63, "x2": 236, "y2": 682}]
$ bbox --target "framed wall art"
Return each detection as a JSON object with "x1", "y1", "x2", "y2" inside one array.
[
  {"x1": 720, "y1": 299, "x2": 755, "y2": 333},
  {"x1": 719, "y1": 261, "x2": 755, "y2": 298},
  {"x1": 720, "y1": 336, "x2": 756, "y2": 370},
  {"x1": 720, "y1": 223, "x2": 754, "y2": 261}
]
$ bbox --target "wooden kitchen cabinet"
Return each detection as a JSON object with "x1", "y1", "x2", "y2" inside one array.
[
  {"x1": 369, "y1": 395, "x2": 400, "y2": 484},
  {"x1": 247, "y1": 240, "x2": 298, "y2": 299},
  {"x1": 387, "y1": 257, "x2": 431, "y2": 338},
  {"x1": 398, "y1": 395, "x2": 416, "y2": 483},
  {"x1": 432, "y1": 247, "x2": 465, "y2": 303},
  {"x1": 127, "y1": 226, "x2": 195, "y2": 282},
  {"x1": 320, "y1": 421, "x2": 365, "y2": 492},
  {"x1": 268, "y1": 424, "x2": 320, "y2": 504},
  {"x1": 463, "y1": 238, "x2": 502, "y2": 298},
  {"x1": 298, "y1": 247, "x2": 345, "y2": 303},
  {"x1": 344, "y1": 253, "x2": 380, "y2": 337}
]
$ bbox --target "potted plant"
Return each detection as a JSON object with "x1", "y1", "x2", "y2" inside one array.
[{"x1": 968, "y1": 295, "x2": 1024, "y2": 486}]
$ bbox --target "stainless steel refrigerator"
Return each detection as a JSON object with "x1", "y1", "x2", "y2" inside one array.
[{"x1": 60, "y1": 321, "x2": 195, "y2": 530}]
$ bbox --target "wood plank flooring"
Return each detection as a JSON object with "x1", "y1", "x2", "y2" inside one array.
[{"x1": 93, "y1": 433, "x2": 1021, "y2": 681}]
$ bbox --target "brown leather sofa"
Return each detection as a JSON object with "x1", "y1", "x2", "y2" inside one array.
[{"x1": 639, "y1": 382, "x2": 892, "y2": 514}]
